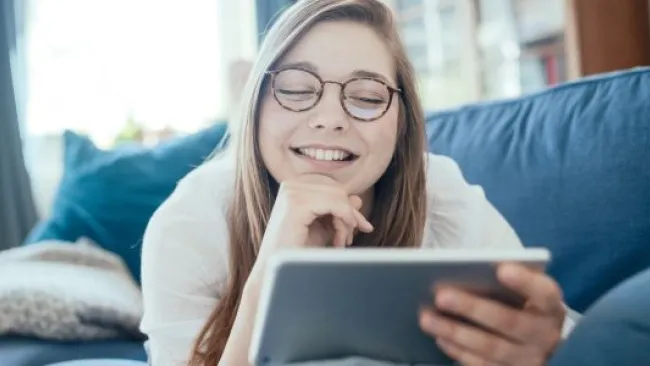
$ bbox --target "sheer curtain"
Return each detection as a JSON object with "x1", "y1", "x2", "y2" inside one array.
[
  {"x1": 0, "y1": 0, "x2": 38, "y2": 250},
  {"x1": 26, "y1": 0, "x2": 229, "y2": 145},
  {"x1": 23, "y1": 0, "x2": 257, "y2": 217}
]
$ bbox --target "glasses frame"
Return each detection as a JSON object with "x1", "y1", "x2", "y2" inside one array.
[{"x1": 265, "y1": 66, "x2": 402, "y2": 122}]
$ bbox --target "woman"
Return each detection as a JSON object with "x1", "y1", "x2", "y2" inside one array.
[{"x1": 139, "y1": 1, "x2": 576, "y2": 365}]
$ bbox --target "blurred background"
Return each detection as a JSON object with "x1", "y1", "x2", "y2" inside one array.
[
  {"x1": 2, "y1": 0, "x2": 650, "y2": 242},
  {"x1": 13, "y1": 0, "x2": 650, "y2": 147}
]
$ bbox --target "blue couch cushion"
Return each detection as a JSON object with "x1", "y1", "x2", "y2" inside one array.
[
  {"x1": 425, "y1": 68, "x2": 650, "y2": 312},
  {"x1": 25, "y1": 123, "x2": 228, "y2": 282},
  {"x1": 0, "y1": 337, "x2": 146, "y2": 366}
]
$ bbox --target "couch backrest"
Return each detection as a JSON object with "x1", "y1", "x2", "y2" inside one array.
[{"x1": 425, "y1": 68, "x2": 650, "y2": 312}]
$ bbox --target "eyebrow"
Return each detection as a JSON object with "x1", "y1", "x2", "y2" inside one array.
[
  {"x1": 350, "y1": 69, "x2": 391, "y2": 84},
  {"x1": 277, "y1": 61, "x2": 395, "y2": 85},
  {"x1": 278, "y1": 61, "x2": 317, "y2": 72}
]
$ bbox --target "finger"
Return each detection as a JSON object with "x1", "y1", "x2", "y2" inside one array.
[
  {"x1": 348, "y1": 195, "x2": 362, "y2": 210},
  {"x1": 434, "y1": 287, "x2": 540, "y2": 343},
  {"x1": 346, "y1": 195, "x2": 372, "y2": 233},
  {"x1": 347, "y1": 195, "x2": 373, "y2": 233},
  {"x1": 436, "y1": 338, "x2": 502, "y2": 366},
  {"x1": 308, "y1": 201, "x2": 358, "y2": 229},
  {"x1": 346, "y1": 225, "x2": 354, "y2": 246},
  {"x1": 497, "y1": 263, "x2": 565, "y2": 316},
  {"x1": 419, "y1": 309, "x2": 523, "y2": 365},
  {"x1": 352, "y1": 209, "x2": 374, "y2": 233},
  {"x1": 299, "y1": 187, "x2": 371, "y2": 233},
  {"x1": 331, "y1": 216, "x2": 354, "y2": 247},
  {"x1": 331, "y1": 218, "x2": 349, "y2": 248},
  {"x1": 295, "y1": 174, "x2": 340, "y2": 186},
  {"x1": 438, "y1": 338, "x2": 508, "y2": 366}
]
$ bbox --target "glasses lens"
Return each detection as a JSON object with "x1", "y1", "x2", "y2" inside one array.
[
  {"x1": 343, "y1": 79, "x2": 391, "y2": 120},
  {"x1": 273, "y1": 69, "x2": 321, "y2": 111}
]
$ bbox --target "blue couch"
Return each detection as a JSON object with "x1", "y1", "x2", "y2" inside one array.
[{"x1": 3, "y1": 67, "x2": 649, "y2": 365}]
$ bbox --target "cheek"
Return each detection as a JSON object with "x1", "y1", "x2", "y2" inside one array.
[
  {"x1": 258, "y1": 98, "x2": 296, "y2": 179},
  {"x1": 353, "y1": 108, "x2": 399, "y2": 189},
  {"x1": 260, "y1": 100, "x2": 297, "y2": 145},
  {"x1": 367, "y1": 109, "x2": 399, "y2": 159}
]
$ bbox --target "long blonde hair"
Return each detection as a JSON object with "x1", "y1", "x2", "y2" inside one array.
[{"x1": 189, "y1": 0, "x2": 428, "y2": 364}]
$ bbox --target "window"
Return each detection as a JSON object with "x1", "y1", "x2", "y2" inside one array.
[
  {"x1": 388, "y1": 0, "x2": 566, "y2": 111},
  {"x1": 25, "y1": 0, "x2": 257, "y2": 147}
]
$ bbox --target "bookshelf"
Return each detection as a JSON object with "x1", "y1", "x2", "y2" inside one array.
[{"x1": 390, "y1": 0, "x2": 649, "y2": 109}]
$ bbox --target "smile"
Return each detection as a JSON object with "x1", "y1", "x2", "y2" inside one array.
[{"x1": 291, "y1": 147, "x2": 358, "y2": 162}]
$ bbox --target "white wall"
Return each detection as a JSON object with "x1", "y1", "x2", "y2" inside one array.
[
  {"x1": 217, "y1": 0, "x2": 258, "y2": 113},
  {"x1": 24, "y1": 134, "x2": 64, "y2": 219}
]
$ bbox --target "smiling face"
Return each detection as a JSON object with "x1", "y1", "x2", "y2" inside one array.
[{"x1": 258, "y1": 20, "x2": 400, "y2": 198}]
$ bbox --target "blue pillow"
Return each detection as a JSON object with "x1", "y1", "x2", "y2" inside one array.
[
  {"x1": 426, "y1": 68, "x2": 650, "y2": 312},
  {"x1": 25, "y1": 123, "x2": 229, "y2": 282}
]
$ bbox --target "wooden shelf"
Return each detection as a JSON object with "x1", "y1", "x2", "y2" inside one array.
[{"x1": 565, "y1": 0, "x2": 650, "y2": 79}]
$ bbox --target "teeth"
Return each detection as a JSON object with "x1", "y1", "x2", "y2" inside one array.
[{"x1": 298, "y1": 148, "x2": 352, "y2": 161}]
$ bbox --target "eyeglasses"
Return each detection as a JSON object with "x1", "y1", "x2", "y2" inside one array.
[{"x1": 265, "y1": 67, "x2": 402, "y2": 122}]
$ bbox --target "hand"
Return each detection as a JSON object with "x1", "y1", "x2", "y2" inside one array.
[
  {"x1": 228, "y1": 176, "x2": 373, "y2": 366},
  {"x1": 254, "y1": 175, "x2": 374, "y2": 272},
  {"x1": 419, "y1": 263, "x2": 566, "y2": 366}
]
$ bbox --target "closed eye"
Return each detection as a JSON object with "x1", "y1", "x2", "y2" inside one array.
[
  {"x1": 347, "y1": 96, "x2": 386, "y2": 104},
  {"x1": 347, "y1": 96, "x2": 386, "y2": 105},
  {"x1": 277, "y1": 89, "x2": 316, "y2": 95}
]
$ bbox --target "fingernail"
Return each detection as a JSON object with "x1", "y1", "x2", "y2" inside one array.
[
  {"x1": 500, "y1": 264, "x2": 521, "y2": 281},
  {"x1": 420, "y1": 311, "x2": 435, "y2": 329},
  {"x1": 424, "y1": 313, "x2": 444, "y2": 333},
  {"x1": 436, "y1": 291, "x2": 456, "y2": 309}
]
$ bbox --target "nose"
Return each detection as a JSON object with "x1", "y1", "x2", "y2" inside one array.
[{"x1": 308, "y1": 83, "x2": 350, "y2": 132}]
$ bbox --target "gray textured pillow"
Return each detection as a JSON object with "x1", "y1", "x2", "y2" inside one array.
[{"x1": 0, "y1": 238, "x2": 144, "y2": 341}]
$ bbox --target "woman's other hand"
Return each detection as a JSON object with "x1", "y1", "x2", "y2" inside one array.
[{"x1": 419, "y1": 263, "x2": 566, "y2": 365}]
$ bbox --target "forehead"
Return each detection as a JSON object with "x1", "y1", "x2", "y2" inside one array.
[{"x1": 278, "y1": 20, "x2": 396, "y2": 83}]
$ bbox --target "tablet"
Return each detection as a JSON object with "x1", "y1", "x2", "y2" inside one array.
[{"x1": 249, "y1": 248, "x2": 550, "y2": 366}]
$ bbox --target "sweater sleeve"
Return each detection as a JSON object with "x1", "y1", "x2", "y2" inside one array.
[
  {"x1": 139, "y1": 158, "x2": 234, "y2": 366},
  {"x1": 423, "y1": 153, "x2": 523, "y2": 250},
  {"x1": 423, "y1": 153, "x2": 579, "y2": 338}
]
